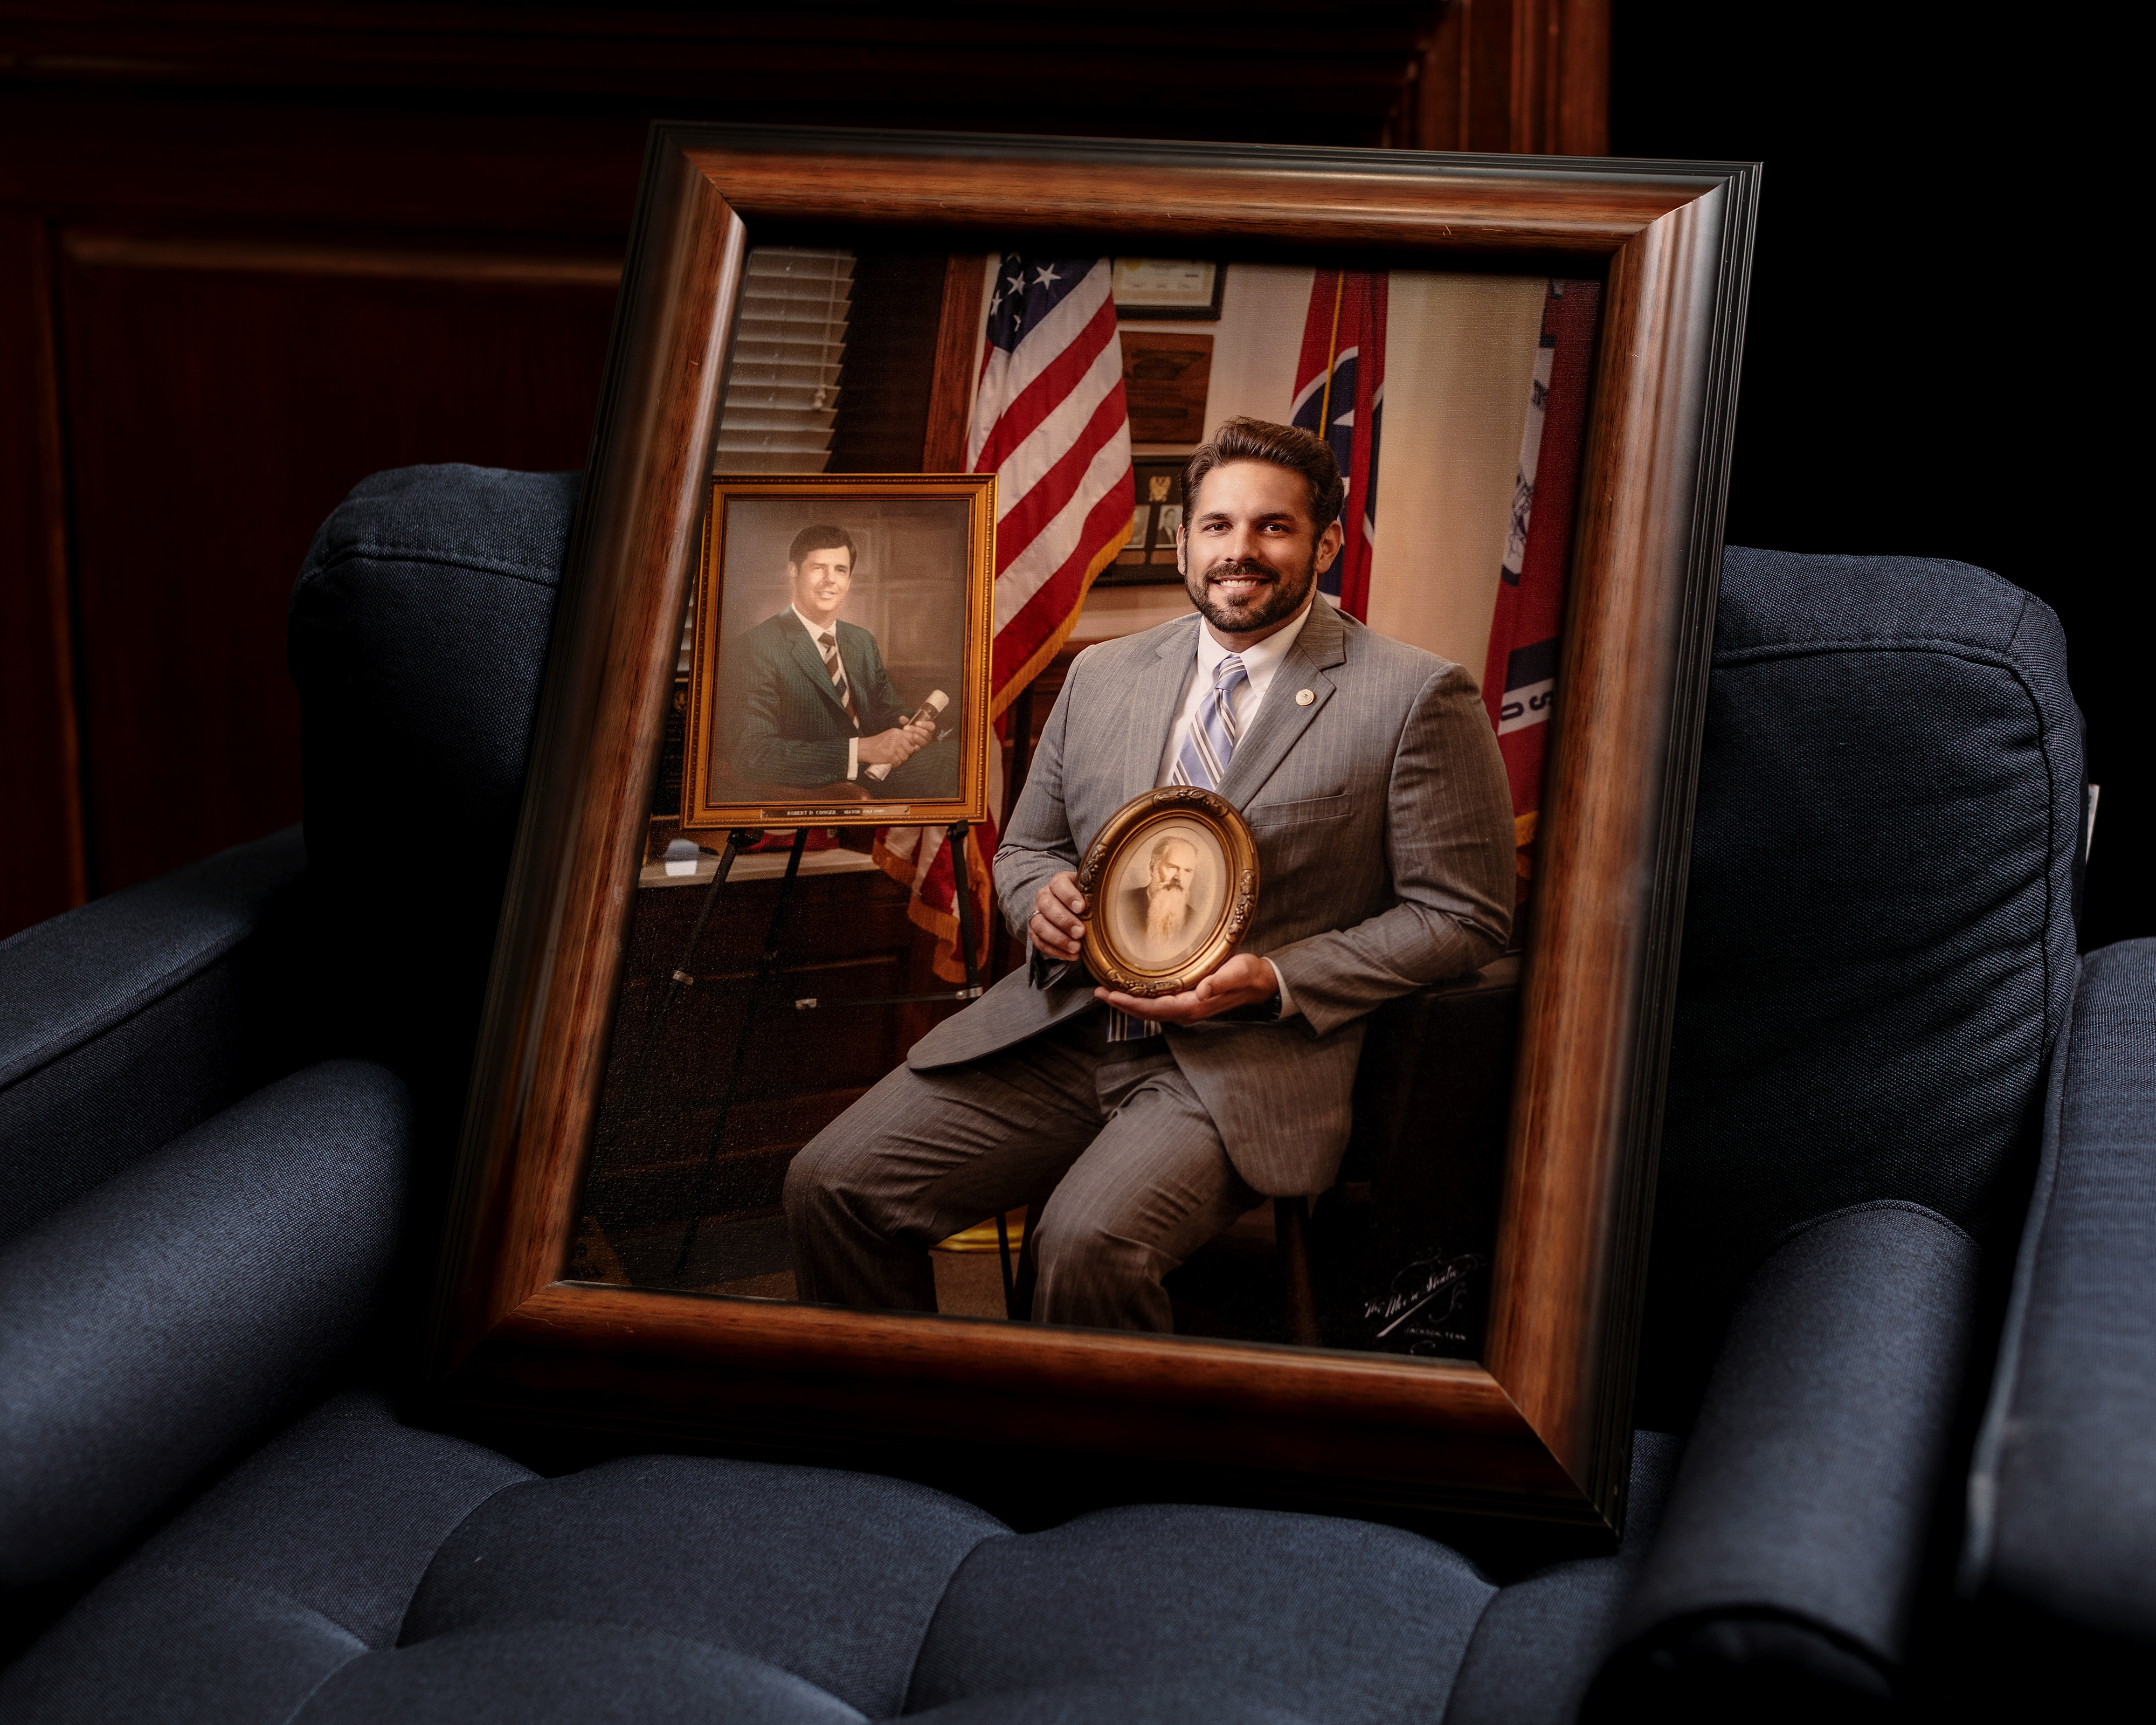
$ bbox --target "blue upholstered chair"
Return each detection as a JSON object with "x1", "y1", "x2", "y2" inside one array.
[{"x1": 3, "y1": 465, "x2": 2145, "y2": 1722}]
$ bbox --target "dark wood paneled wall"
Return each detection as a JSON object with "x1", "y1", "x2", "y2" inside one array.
[
  {"x1": 57, "y1": 236, "x2": 620, "y2": 891},
  {"x1": 1401, "y1": 0, "x2": 1609, "y2": 155},
  {"x1": 0, "y1": 3, "x2": 1611, "y2": 938}
]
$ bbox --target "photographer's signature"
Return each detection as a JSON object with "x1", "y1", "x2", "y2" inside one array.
[{"x1": 1365, "y1": 1251, "x2": 1487, "y2": 1349}]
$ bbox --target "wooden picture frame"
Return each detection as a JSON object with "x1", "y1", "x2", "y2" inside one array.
[
  {"x1": 680, "y1": 474, "x2": 996, "y2": 830},
  {"x1": 1077, "y1": 786, "x2": 1259, "y2": 997},
  {"x1": 1112, "y1": 257, "x2": 1227, "y2": 320},
  {"x1": 427, "y1": 124, "x2": 1756, "y2": 1538},
  {"x1": 1099, "y1": 456, "x2": 1191, "y2": 586}
]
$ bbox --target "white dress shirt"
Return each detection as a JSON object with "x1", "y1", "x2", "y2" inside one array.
[
  {"x1": 1154, "y1": 597, "x2": 1317, "y2": 787},
  {"x1": 1152, "y1": 597, "x2": 1320, "y2": 1016},
  {"x1": 790, "y1": 605, "x2": 859, "y2": 780}
]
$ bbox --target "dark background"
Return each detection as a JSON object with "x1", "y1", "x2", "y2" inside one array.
[
  {"x1": 1, "y1": 3, "x2": 2137, "y2": 951},
  {"x1": 1612, "y1": 5, "x2": 2134, "y2": 951}
]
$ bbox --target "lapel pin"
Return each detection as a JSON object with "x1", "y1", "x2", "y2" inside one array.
[{"x1": 1295, "y1": 687, "x2": 1315, "y2": 706}]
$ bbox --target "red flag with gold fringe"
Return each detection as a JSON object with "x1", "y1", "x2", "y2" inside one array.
[
  {"x1": 1480, "y1": 278, "x2": 1602, "y2": 907},
  {"x1": 1288, "y1": 268, "x2": 1388, "y2": 618}
]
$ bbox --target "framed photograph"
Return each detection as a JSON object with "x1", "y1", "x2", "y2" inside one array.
[
  {"x1": 427, "y1": 125, "x2": 1757, "y2": 1538},
  {"x1": 681, "y1": 475, "x2": 995, "y2": 828},
  {"x1": 1103, "y1": 457, "x2": 1190, "y2": 585},
  {"x1": 1112, "y1": 257, "x2": 1226, "y2": 320},
  {"x1": 1078, "y1": 788, "x2": 1258, "y2": 996}
]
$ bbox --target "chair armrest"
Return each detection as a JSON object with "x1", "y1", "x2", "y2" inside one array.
[
  {"x1": 1588, "y1": 1200, "x2": 1980, "y2": 1714},
  {"x1": 0, "y1": 828, "x2": 309, "y2": 1247},
  {"x1": 0, "y1": 1060, "x2": 411, "y2": 1589},
  {"x1": 1961, "y1": 937, "x2": 2156, "y2": 1644}
]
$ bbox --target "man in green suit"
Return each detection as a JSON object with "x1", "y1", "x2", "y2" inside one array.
[{"x1": 715, "y1": 524, "x2": 957, "y2": 797}]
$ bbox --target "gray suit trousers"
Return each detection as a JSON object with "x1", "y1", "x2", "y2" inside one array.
[{"x1": 783, "y1": 1015, "x2": 1260, "y2": 1331}]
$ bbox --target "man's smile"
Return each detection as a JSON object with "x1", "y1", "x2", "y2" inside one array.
[{"x1": 1204, "y1": 560, "x2": 1277, "y2": 605}]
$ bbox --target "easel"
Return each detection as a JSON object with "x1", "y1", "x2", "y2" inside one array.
[{"x1": 600, "y1": 821, "x2": 1017, "y2": 1313}]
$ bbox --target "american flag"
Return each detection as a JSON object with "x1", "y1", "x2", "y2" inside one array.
[
  {"x1": 971, "y1": 256, "x2": 1137, "y2": 706},
  {"x1": 875, "y1": 254, "x2": 1135, "y2": 984}
]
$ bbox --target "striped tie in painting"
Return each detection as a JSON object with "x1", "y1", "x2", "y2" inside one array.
[
  {"x1": 816, "y1": 630, "x2": 855, "y2": 722},
  {"x1": 1108, "y1": 653, "x2": 1248, "y2": 1042}
]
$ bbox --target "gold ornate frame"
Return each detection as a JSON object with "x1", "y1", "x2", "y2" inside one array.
[
  {"x1": 680, "y1": 474, "x2": 995, "y2": 830},
  {"x1": 1077, "y1": 786, "x2": 1258, "y2": 997},
  {"x1": 425, "y1": 123, "x2": 1757, "y2": 1538}
]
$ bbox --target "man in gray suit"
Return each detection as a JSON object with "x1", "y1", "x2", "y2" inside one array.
[
  {"x1": 784, "y1": 418, "x2": 1515, "y2": 1331},
  {"x1": 716, "y1": 524, "x2": 955, "y2": 796}
]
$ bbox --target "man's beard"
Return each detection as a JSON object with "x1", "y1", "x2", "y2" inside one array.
[
  {"x1": 1146, "y1": 881, "x2": 1187, "y2": 941},
  {"x1": 1185, "y1": 546, "x2": 1318, "y2": 637}
]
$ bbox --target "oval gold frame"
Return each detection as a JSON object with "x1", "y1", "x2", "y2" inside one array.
[{"x1": 1076, "y1": 785, "x2": 1260, "y2": 997}]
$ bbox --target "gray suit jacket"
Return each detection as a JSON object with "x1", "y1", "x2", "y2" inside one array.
[
  {"x1": 718, "y1": 611, "x2": 907, "y2": 788},
  {"x1": 907, "y1": 599, "x2": 1516, "y2": 1196}
]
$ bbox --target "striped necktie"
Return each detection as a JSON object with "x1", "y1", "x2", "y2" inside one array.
[
  {"x1": 1108, "y1": 652, "x2": 1248, "y2": 1042},
  {"x1": 817, "y1": 629, "x2": 856, "y2": 723},
  {"x1": 1172, "y1": 653, "x2": 1248, "y2": 792}
]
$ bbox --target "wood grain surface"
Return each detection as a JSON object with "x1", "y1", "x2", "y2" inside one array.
[
  {"x1": 922, "y1": 252, "x2": 987, "y2": 473},
  {"x1": 431, "y1": 125, "x2": 1757, "y2": 1534},
  {"x1": 431, "y1": 136, "x2": 747, "y2": 1369},
  {"x1": 1484, "y1": 182, "x2": 1739, "y2": 1515},
  {"x1": 459, "y1": 1282, "x2": 1579, "y2": 1515},
  {"x1": 683, "y1": 135, "x2": 1709, "y2": 256}
]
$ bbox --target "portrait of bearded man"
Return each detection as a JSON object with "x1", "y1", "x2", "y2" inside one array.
[{"x1": 1117, "y1": 833, "x2": 1206, "y2": 965}]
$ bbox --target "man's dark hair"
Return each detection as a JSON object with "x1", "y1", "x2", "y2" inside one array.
[
  {"x1": 787, "y1": 524, "x2": 856, "y2": 568},
  {"x1": 1182, "y1": 417, "x2": 1344, "y2": 529}
]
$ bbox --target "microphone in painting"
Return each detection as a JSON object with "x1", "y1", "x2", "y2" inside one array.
[{"x1": 865, "y1": 689, "x2": 949, "y2": 782}]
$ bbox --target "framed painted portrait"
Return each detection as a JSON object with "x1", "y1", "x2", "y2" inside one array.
[
  {"x1": 426, "y1": 124, "x2": 1757, "y2": 1540},
  {"x1": 681, "y1": 476, "x2": 995, "y2": 828}
]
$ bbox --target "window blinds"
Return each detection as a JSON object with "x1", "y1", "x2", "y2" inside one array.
[
  {"x1": 712, "y1": 246, "x2": 853, "y2": 475},
  {"x1": 684, "y1": 247, "x2": 854, "y2": 672}
]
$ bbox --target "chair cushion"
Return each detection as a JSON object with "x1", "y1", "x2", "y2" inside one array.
[
  {"x1": 285, "y1": 464, "x2": 575, "y2": 1151},
  {"x1": 6, "y1": 1383, "x2": 1685, "y2": 1724},
  {"x1": 1642, "y1": 548, "x2": 2083, "y2": 1423},
  {"x1": 0, "y1": 1390, "x2": 533, "y2": 1722},
  {"x1": 301, "y1": 1625, "x2": 863, "y2": 1725},
  {"x1": 907, "y1": 1502, "x2": 1495, "y2": 1723},
  {"x1": 400, "y1": 1457, "x2": 1005, "y2": 1720}
]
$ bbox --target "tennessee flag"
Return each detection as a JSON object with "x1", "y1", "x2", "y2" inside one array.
[{"x1": 1289, "y1": 270, "x2": 1388, "y2": 618}]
